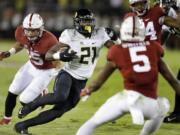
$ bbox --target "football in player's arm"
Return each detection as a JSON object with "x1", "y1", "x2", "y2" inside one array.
[{"x1": 14, "y1": 9, "x2": 116, "y2": 135}]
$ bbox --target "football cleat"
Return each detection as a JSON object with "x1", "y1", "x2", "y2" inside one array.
[
  {"x1": 18, "y1": 105, "x2": 31, "y2": 119},
  {"x1": 14, "y1": 122, "x2": 31, "y2": 135},
  {"x1": 0, "y1": 117, "x2": 11, "y2": 125},
  {"x1": 164, "y1": 113, "x2": 180, "y2": 123}
]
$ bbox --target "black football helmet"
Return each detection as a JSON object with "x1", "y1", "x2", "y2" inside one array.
[{"x1": 74, "y1": 9, "x2": 95, "y2": 37}]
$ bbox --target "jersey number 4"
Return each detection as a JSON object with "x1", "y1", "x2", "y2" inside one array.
[
  {"x1": 145, "y1": 21, "x2": 157, "y2": 40},
  {"x1": 129, "y1": 46, "x2": 151, "y2": 73}
]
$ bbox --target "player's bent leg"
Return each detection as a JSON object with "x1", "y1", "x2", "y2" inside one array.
[
  {"x1": 140, "y1": 117, "x2": 164, "y2": 135},
  {"x1": 0, "y1": 92, "x2": 18, "y2": 125},
  {"x1": 140, "y1": 97, "x2": 170, "y2": 135},
  {"x1": 173, "y1": 70, "x2": 180, "y2": 115},
  {"x1": 15, "y1": 99, "x2": 77, "y2": 134},
  {"x1": 18, "y1": 71, "x2": 73, "y2": 119},
  {"x1": 164, "y1": 69, "x2": 180, "y2": 123},
  {"x1": 76, "y1": 92, "x2": 127, "y2": 135}
]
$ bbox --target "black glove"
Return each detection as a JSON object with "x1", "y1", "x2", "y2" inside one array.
[
  {"x1": 0, "y1": 51, "x2": 10, "y2": 58},
  {"x1": 59, "y1": 48, "x2": 77, "y2": 62},
  {"x1": 105, "y1": 27, "x2": 119, "y2": 41}
]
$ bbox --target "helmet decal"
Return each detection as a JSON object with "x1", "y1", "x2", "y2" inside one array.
[
  {"x1": 28, "y1": 13, "x2": 34, "y2": 27},
  {"x1": 73, "y1": 8, "x2": 95, "y2": 37}
]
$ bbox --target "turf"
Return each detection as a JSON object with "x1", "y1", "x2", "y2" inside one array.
[{"x1": 0, "y1": 41, "x2": 179, "y2": 135}]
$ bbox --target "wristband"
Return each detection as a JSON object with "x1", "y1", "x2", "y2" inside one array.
[
  {"x1": 52, "y1": 52, "x2": 60, "y2": 60},
  {"x1": 8, "y1": 48, "x2": 16, "y2": 55}
]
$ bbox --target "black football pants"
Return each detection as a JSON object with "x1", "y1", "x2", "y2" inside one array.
[{"x1": 21, "y1": 70, "x2": 87, "y2": 127}]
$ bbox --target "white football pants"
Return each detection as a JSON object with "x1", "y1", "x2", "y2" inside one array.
[
  {"x1": 76, "y1": 90, "x2": 170, "y2": 135},
  {"x1": 9, "y1": 61, "x2": 58, "y2": 104}
]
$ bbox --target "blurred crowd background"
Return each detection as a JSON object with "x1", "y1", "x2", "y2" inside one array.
[
  {"x1": 0, "y1": 0, "x2": 179, "y2": 49},
  {"x1": 0, "y1": 0, "x2": 128, "y2": 39}
]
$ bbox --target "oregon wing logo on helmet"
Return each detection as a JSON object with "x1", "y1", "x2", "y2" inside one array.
[
  {"x1": 73, "y1": 8, "x2": 95, "y2": 37},
  {"x1": 129, "y1": 0, "x2": 149, "y2": 16},
  {"x1": 23, "y1": 13, "x2": 44, "y2": 41},
  {"x1": 120, "y1": 15, "x2": 145, "y2": 42}
]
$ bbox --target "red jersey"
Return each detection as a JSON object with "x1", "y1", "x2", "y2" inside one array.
[
  {"x1": 15, "y1": 26, "x2": 59, "y2": 69},
  {"x1": 125, "y1": 5, "x2": 166, "y2": 43},
  {"x1": 107, "y1": 41, "x2": 164, "y2": 99}
]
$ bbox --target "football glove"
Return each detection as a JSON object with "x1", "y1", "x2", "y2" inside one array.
[
  {"x1": 0, "y1": 51, "x2": 10, "y2": 61},
  {"x1": 59, "y1": 48, "x2": 77, "y2": 62}
]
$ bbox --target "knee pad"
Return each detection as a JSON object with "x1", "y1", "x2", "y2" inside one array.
[{"x1": 157, "y1": 97, "x2": 170, "y2": 116}]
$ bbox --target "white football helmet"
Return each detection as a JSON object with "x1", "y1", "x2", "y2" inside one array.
[
  {"x1": 129, "y1": 0, "x2": 149, "y2": 16},
  {"x1": 23, "y1": 13, "x2": 44, "y2": 41},
  {"x1": 120, "y1": 15, "x2": 145, "y2": 42}
]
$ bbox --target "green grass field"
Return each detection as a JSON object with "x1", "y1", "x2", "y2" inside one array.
[{"x1": 0, "y1": 41, "x2": 179, "y2": 135}]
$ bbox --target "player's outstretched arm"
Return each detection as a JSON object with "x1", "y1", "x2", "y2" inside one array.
[
  {"x1": 0, "y1": 42, "x2": 23, "y2": 61},
  {"x1": 81, "y1": 61, "x2": 116, "y2": 97},
  {"x1": 158, "y1": 58, "x2": 180, "y2": 95}
]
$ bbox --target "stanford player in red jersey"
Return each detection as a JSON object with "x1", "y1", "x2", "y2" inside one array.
[
  {"x1": 77, "y1": 15, "x2": 180, "y2": 135},
  {"x1": 127, "y1": 0, "x2": 180, "y2": 44},
  {"x1": 0, "y1": 13, "x2": 60, "y2": 125},
  {"x1": 128, "y1": 0, "x2": 180, "y2": 123}
]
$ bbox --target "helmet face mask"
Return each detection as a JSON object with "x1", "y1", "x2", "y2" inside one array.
[
  {"x1": 74, "y1": 9, "x2": 95, "y2": 37},
  {"x1": 23, "y1": 13, "x2": 44, "y2": 42},
  {"x1": 129, "y1": 0, "x2": 149, "y2": 16},
  {"x1": 24, "y1": 28, "x2": 42, "y2": 41}
]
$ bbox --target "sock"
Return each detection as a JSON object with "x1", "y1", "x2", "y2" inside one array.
[
  {"x1": 5, "y1": 92, "x2": 18, "y2": 117},
  {"x1": 174, "y1": 69, "x2": 180, "y2": 113}
]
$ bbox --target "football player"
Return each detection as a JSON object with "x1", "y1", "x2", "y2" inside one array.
[
  {"x1": 128, "y1": 0, "x2": 180, "y2": 123},
  {"x1": 0, "y1": 13, "x2": 61, "y2": 125},
  {"x1": 76, "y1": 15, "x2": 180, "y2": 135},
  {"x1": 160, "y1": 0, "x2": 180, "y2": 123},
  {"x1": 14, "y1": 9, "x2": 116, "y2": 134},
  {"x1": 128, "y1": 0, "x2": 180, "y2": 43}
]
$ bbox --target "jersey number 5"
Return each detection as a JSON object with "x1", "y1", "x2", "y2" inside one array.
[
  {"x1": 29, "y1": 51, "x2": 43, "y2": 65},
  {"x1": 129, "y1": 46, "x2": 151, "y2": 73}
]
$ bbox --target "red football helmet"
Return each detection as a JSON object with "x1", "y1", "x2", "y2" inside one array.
[{"x1": 129, "y1": 0, "x2": 150, "y2": 16}]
